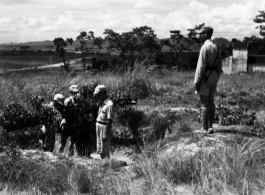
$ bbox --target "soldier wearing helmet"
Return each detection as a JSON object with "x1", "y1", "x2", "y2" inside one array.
[
  {"x1": 53, "y1": 94, "x2": 65, "y2": 109},
  {"x1": 93, "y1": 85, "x2": 114, "y2": 159},
  {"x1": 59, "y1": 84, "x2": 81, "y2": 156},
  {"x1": 64, "y1": 85, "x2": 81, "y2": 107},
  {"x1": 39, "y1": 94, "x2": 66, "y2": 152}
]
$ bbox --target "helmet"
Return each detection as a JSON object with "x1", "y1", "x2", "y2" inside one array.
[
  {"x1": 54, "y1": 94, "x2": 65, "y2": 105},
  {"x1": 69, "y1": 85, "x2": 79, "y2": 93},
  {"x1": 93, "y1": 85, "x2": 107, "y2": 95},
  {"x1": 64, "y1": 97, "x2": 74, "y2": 107}
]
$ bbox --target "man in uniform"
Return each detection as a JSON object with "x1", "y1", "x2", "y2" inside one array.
[
  {"x1": 61, "y1": 84, "x2": 81, "y2": 156},
  {"x1": 194, "y1": 26, "x2": 222, "y2": 134},
  {"x1": 93, "y1": 85, "x2": 114, "y2": 159},
  {"x1": 39, "y1": 93, "x2": 65, "y2": 152},
  {"x1": 64, "y1": 85, "x2": 80, "y2": 107}
]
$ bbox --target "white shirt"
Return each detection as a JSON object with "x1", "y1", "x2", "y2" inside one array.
[{"x1": 97, "y1": 99, "x2": 114, "y2": 123}]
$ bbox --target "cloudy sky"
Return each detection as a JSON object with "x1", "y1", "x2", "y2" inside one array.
[{"x1": 0, "y1": 0, "x2": 264, "y2": 43}]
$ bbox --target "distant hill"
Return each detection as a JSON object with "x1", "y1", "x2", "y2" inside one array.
[
  {"x1": 0, "y1": 41, "x2": 54, "y2": 49},
  {"x1": 0, "y1": 40, "x2": 82, "y2": 51},
  {"x1": 16, "y1": 40, "x2": 54, "y2": 47},
  {"x1": 0, "y1": 40, "x2": 107, "y2": 51}
]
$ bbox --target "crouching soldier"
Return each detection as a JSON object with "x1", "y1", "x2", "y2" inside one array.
[
  {"x1": 39, "y1": 93, "x2": 65, "y2": 152},
  {"x1": 93, "y1": 85, "x2": 114, "y2": 159}
]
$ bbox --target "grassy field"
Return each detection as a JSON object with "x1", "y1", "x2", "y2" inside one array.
[
  {"x1": 1, "y1": 65, "x2": 265, "y2": 194},
  {"x1": 0, "y1": 50, "x2": 83, "y2": 71}
]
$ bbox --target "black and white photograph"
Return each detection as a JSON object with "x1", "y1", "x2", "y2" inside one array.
[{"x1": 0, "y1": 0, "x2": 265, "y2": 194}]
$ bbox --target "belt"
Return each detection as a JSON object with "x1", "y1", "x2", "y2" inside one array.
[
  {"x1": 97, "y1": 121, "x2": 107, "y2": 125},
  {"x1": 205, "y1": 66, "x2": 217, "y2": 71}
]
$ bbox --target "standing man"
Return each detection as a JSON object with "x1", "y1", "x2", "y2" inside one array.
[
  {"x1": 194, "y1": 26, "x2": 222, "y2": 134},
  {"x1": 62, "y1": 84, "x2": 81, "y2": 156},
  {"x1": 93, "y1": 85, "x2": 114, "y2": 159}
]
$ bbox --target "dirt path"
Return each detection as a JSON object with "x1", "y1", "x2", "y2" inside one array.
[{"x1": 1, "y1": 57, "x2": 91, "y2": 73}]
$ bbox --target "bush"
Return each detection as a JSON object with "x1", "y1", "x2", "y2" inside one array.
[{"x1": 115, "y1": 107, "x2": 146, "y2": 144}]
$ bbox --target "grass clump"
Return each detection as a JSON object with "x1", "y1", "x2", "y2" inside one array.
[
  {"x1": 0, "y1": 153, "x2": 72, "y2": 194},
  {"x1": 0, "y1": 153, "x2": 131, "y2": 195},
  {"x1": 131, "y1": 136, "x2": 265, "y2": 195}
]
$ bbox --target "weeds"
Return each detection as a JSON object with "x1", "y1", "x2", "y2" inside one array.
[
  {"x1": 132, "y1": 136, "x2": 265, "y2": 195},
  {"x1": 1, "y1": 66, "x2": 265, "y2": 194},
  {"x1": 0, "y1": 154, "x2": 131, "y2": 195}
]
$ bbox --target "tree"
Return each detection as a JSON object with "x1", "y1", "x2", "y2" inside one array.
[
  {"x1": 132, "y1": 26, "x2": 161, "y2": 55},
  {"x1": 186, "y1": 23, "x2": 205, "y2": 45},
  {"x1": 243, "y1": 36, "x2": 265, "y2": 54},
  {"x1": 76, "y1": 31, "x2": 103, "y2": 70},
  {"x1": 53, "y1": 37, "x2": 73, "y2": 72},
  {"x1": 168, "y1": 23, "x2": 205, "y2": 68},
  {"x1": 254, "y1": 10, "x2": 265, "y2": 37},
  {"x1": 103, "y1": 26, "x2": 161, "y2": 69}
]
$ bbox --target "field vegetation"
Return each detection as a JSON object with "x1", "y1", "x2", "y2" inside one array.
[
  {"x1": 1, "y1": 11, "x2": 265, "y2": 194},
  {"x1": 0, "y1": 50, "x2": 83, "y2": 71},
  {"x1": 0, "y1": 63, "x2": 265, "y2": 194}
]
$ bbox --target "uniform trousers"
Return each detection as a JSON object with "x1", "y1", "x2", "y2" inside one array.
[{"x1": 96, "y1": 122, "x2": 112, "y2": 156}]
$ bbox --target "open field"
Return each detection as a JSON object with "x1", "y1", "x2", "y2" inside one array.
[
  {"x1": 0, "y1": 50, "x2": 84, "y2": 71},
  {"x1": 1, "y1": 65, "x2": 265, "y2": 194}
]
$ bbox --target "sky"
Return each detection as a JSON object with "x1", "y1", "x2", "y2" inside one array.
[{"x1": 0, "y1": 0, "x2": 264, "y2": 44}]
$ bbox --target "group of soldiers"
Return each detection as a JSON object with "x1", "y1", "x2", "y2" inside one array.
[
  {"x1": 39, "y1": 84, "x2": 114, "y2": 159},
  {"x1": 38, "y1": 26, "x2": 222, "y2": 157}
]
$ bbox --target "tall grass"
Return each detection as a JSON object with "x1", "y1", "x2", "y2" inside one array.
[
  {"x1": 0, "y1": 154, "x2": 131, "y2": 195},
  {"x1": 1, "y1": 65, "x2": 265, "y2": 194},
  {"x1": 132, "y1": 135, "x2": 265, "y2": 195},
  {"x1": 95, "y1": 63, "x2": 161, "y2": 99},
  {"x1": 0, "y1": 71, "x2": 71, "y2": 108}
]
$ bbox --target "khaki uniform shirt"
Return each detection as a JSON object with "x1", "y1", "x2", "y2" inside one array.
[
  {"x1": 97, "y1": 99, "x2": 114, "y2": 123},
  {"x1": 194, "y1": 39, "x2": 222, "y2": 84}
]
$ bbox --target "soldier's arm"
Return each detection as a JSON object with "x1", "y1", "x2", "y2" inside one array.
[
  {"x1": 194, "y1": 46, "x2": 207, "y2": 85},
  {"x1": 106, "y1": 103, "x2": 114, "y2": 134},
  {"x1": 216, "y1": 48, "x2": 223, "y2": 79}
]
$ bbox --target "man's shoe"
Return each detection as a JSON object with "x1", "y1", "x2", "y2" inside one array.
[
  {"x1": 207, "y1": 128, "x2": 214, "y2": 134},
  {"x1": 100, "y1": 153, "x2": 106, "y2": 159},
  {"x1": 194, "y1": 129, "x2": 208, "y2": 134}
]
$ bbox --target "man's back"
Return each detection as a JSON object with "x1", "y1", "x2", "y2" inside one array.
[{"x1": 194, "y1": 39, "x2": 222, "y2": 83}]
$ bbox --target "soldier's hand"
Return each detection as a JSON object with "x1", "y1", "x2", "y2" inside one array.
[
  {"x1": 194, "y1": 84, "x2": 200, "y2": 91},
  {"x1": 61, "y1": 124, "x2": 66, "y2": 132}
]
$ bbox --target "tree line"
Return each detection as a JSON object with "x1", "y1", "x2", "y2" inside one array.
[{"x1": 53, "y1": 10, "x2": 265, "y2": 72}]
